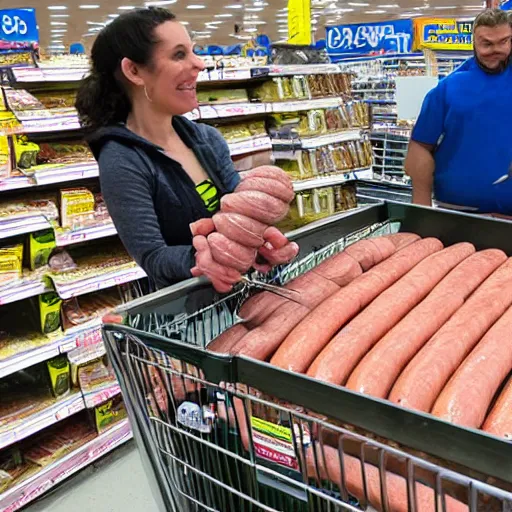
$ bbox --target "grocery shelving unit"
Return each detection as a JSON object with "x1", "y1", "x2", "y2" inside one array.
[{"x1": 0, "y1": 57, "x2": 373, "y2": 508}]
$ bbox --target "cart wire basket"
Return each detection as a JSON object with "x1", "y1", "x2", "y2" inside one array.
[{"x1": 103, "y1": 203, "x2": 512, "y2": 512}]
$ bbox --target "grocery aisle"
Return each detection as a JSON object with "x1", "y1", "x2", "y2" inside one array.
[{"x1": 26, "y1": 442, "x2": 159, "y2": 512}]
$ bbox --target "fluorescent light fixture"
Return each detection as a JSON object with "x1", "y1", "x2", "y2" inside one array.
[
  {"x1": 245, "y1": 27, "x2": 258, "y2": 32},
  {"x1": 187, "y1": 4, "x2": 206, "y2": 8},
  {"x1": 207, "y1": 20, "x2": 223, "y2": 24},
  {"x1": 50, "y1": 14, "x2": 69, "y2": 17},
  {"x1": 118, "y1": 6, "x2": 135, "y2": 10},
  {"x1": 378, "y1": 3, "x2": 399, "y2": 6},
  {"x1": 214, "y1": 13, "x2": 233, "y2": 17},
  {"x1": 108, "y1": 14, "x2": 119, "y2": 17},
  {"x1": 253, "y1": 1, "x2": 268, "y2": 5},
  {"x1": 51, "y1": 28, "x2": 67, "y2": 32},
  {"x1": 348, "y1": 2, "x2": 370, "y2": 5},
  {"x1": 50, "y1": 21, "x2": 67, "y2": 25},
  {"x1": 336, "y1": 8, "x2": 355, "y2": 12},
  {"x1": 365, "y1": 9, "x2": 386, "y2": 13},
  {"x1": 225, "y1": 3, "x2": 243, "y2": 8},
  {"x1": 48, "y1": 45, "x2": 65, "y2": 49},
  {"x1": 79, "y1": 4, "x2": 100, "y2": 8},
  {"x1": 278, "y1": 28, "x2": 288, "y2": 32},
  {"x1": 194, "y1": 30, "x2": 212, "y2": 35},
  {"x1": 87, "y1": 21, "x2": 105, "y2": 25},
  {"x1": 248, "y1": 20, "x2": 266, "y2": 24},
  {"x1": 47, "y1": 5, "x2": 67, "y2": 10},
  {"x1": 245, "y1": 7, "x2": 264, "y2": 11},
  {"x1": 145, "y1": 0, "x2": 177, "y2": 5},
  {"x1": 205, "y1": 24, "x2": 219, "y2": 29}
]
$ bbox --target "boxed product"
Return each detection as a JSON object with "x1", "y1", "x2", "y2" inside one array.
[
  {"x1": 92, "y1": 394, "x2": 127, "y2": 434},
  {"x1": 13, "y1": 136, "x2": 40, "y2": 169},
  {"x1": 28, "y1": 229, "x2": 56, "y2": 270},
  {"x1": 0, "y1": 243, "x2": 23, "y2": 287},
  {"x1": 196, "y1": 88, "x2": 248, "y2": 104},
  {"x1": 46, "y1": 356, "x2": 71, "y2": 398},
  {"x1": 60, "y1": 187, "x2": 96, "y2": 229},
  {"x1": 39, "y1": 292, "x2": 62, "y2": 334}
]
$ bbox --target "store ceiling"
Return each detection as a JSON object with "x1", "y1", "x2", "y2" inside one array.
[{"x1": 0, "y1": 0, "x2": 485, "y2": 52}]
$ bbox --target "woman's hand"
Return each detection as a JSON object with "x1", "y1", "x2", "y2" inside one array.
[{"x1": 191, "y1": 235, "x2": 242, "y2": 293}]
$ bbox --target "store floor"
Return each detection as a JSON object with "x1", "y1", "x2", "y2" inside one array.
[{"x1": 26, "y1": 441, "x2": 160, "y2": 512}]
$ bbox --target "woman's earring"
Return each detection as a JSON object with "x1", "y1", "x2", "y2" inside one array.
[{"x1": 144, "y1": 85, "x2": 153, "y2": 103}]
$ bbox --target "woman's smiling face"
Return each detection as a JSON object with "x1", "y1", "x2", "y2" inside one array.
[{"x1": 129, "y1": 21, "x2": 205, "y2": 116}]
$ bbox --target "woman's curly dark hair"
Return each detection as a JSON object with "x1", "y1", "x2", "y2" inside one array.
[{"x1": 75, "y1": 7, "x2": 176, "y2": 130}]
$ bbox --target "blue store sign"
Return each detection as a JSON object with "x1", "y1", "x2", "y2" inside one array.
[
  {"x1": 326, "y1": 19, "x2": 413, "y2": 60},
  {"x1": 0, "y1": 8, "x2": 39, "y2": 50}
]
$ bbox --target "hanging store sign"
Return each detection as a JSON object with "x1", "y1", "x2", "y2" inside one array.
[
  {"x1": 288, "y1": 0, "x2": 312, "y2": 46},
  {"x1": 0, "y1": 8, "x2": 38, "y2": 50},
  {"x1": 414, "y1": 18, "x2": 473, "y2": 51},
  {"x1": 326, "y1": 19, "x2": 414, "y2": 61}
]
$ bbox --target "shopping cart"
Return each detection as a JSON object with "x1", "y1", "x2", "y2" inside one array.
[{"x1": 103, "y1": 202, "x2": 512, "y2": 512}]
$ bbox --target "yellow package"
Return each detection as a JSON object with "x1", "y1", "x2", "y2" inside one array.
[
  {"x1": 0, "y1": 244, "x2": 23, "y2": 286},
  {"x1": 93, "y1": 395, "x2": 127, "y2": 433},
  {"x1": 60, "y1": 188, "x2": 95, "y2": 229},
  {"x1": 39, "y1": 292, "x2": 62, "y2": 334},
  {"x1": 46, "y1": 356, "x2": 71, "y2": 398},
  {"x1": 29, "y1": 229, "x2": 56, "y2": 270},
  {"x1": 13, "y1": 136, "x2": 40, "y2": 169}
]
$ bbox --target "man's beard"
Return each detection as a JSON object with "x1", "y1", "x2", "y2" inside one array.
[{"x1": 474, "y1": 50, "x2": 511, "y2": 74}]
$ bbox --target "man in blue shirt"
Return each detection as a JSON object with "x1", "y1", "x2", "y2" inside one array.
[{"x1": 405, "y1": 9, "x2": 512, "y2": 214}]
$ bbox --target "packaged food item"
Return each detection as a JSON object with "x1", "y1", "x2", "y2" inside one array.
[
  {"x1": 4, "y1": 89, "x2": 45, "y2": 112},
  {"x1": 196, "y1": 88, "x2": 248, "y2": 104},
  {"x1": 298, "y1": 151, "x2": 314, "y2": 179},
  {"x1": 307, "y1": 75, "x2": 324, "y2": 98},
  {"x1": 93, "y1": 394, "x2": 127, "y2": 434},
  {"x1": 46, "y1": 356, "x2": 70, "y2": 398},
  {"x1": 74, "y1": 357, "x2": 116, "y2": 393},
  {"x1": 60, "y1": 187, "x2": 96, "y2": 229},
  {"x1": 0, "y1": 135, "x2": 11, "y2": 179},
  {"x1": 39, "y1": 292, "x2": 62, "y2": 334},
  {"x1": 0, "y1": 243, "x2": 23, "y2": 287},
  {"x1": 48, "y1": 249, "x2": 77, "y2": 272},
  {"x1": 13, "y1": 135, "x2": 40, "y2": 169},
  {"x1": 29, "y1": 229, "x2": 56, "y2": 270},
  {"x1": 36, "y1": 140, "x2": 93, "y2": 166},
  {"x1": 0, "y1": 447, "x2": 35, "y2": 493},
  {"x1": 34, "y1": 91, "x2": 77, "y2": 109},
  {"x1": 292, "y1": 75, "x2": 309, "y2": 99},
  {"x1": 324, "y1": 107, "x2": 344, "y2": 132}
]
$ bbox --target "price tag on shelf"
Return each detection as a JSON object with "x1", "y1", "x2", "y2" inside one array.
[
  {"x1": 85, "y1": 384, "x2": 121, "y2": 408},
  {"x1": 55, "y1": 397, "x2": 85, "y2": 421}
]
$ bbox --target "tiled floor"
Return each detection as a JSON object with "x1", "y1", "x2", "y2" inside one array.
[{"x1": 26, "y1": 441, "x2": 160, "y2": 512}]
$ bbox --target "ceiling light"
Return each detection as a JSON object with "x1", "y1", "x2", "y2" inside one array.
[
  {"x1": 47, "y1": 6, "x2": 67, "y2": 10},
  {"x1": 311, "y1": 19, "x2": 318, "y2": 24},
  {"x1": 231, "y1": 34, "x2": 252, "y2": 40},
  {"x1": 214, "y1": 13, "x2": 233, "y2": 17},
  {"x1": 378, "y1": 3, "x2": 399, "y2": 6},
  {"x1": 248, "y1": 20, "x2": 266, "y2": 24},
  {"x1": 348, "y1": 2, "x2": 370, "y2": 5},
  {"x1": 50, "y1": 21, "x2": 67, "y2": 26},
  {"x1": 433, "y1": 5, "x2": 456, "y2": 8},
  {"x1": 225, "y1": 4, "x2": 243, "y2": 8},
  {"x1": 51, "y1": 28, "x2": 67, "y2": 32},
  {"x1": 145, "y1": 0, "x2": 177, "y2": 5},
  {"x1": 205, "y1": 24, "x2": 219, "y2": 29},
  {"x1": 245, "y1": 7, "x2": 264, "y2": 11},
  {"x1": 187, "y1": 4, "x2": 206, "y2": 8},
  {"x1": 245, "y1": 27, "x2": 258, "y2": 32},
  {"x1": 400, "y1": 12, "x2": 422, "y2": 16},
  {"x1": 181, "y1": 21, "x2": 190, "y2": 24},
  {"x1": 48, "y1": 44, "x2": 66, "y2": 49},
  {"x1": 50, "y1": 14, "x2": 69, "y2": 17},
  {"x1": 207, "y1": 20, "x2": 223, "y2": 24},
  {"x1": 87, "y1": 21, "x2": 105, "y2": 25},
  {"x1": 79, "y1": 4, "x2": 100, "y2": 8},
  {"x1": 118, "y1": 5, "x2": 135, "y2": 10},
  {"x1": 194, "y1": 30, "x2": 212, "y2": 35},
  {"x1": 108, "y1": 14, "x2": 119, "y2": 17},
  {"x1": 253, "y1": 1, "x2": 268, "y2": 5},
  {"x1": 365, "y1": 9, "x2": 386, "y2": 13},
  {"x1": 336, "y1": 8, "x2": 354, "y2": 12}
]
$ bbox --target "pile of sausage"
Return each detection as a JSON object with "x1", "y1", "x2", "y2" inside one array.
[
  {"x1": 190, "y1": 166, "x2": 299, "y2": 293},
  {"x1": 209, "y1": 233, "x2": 512, "y2": 440}
]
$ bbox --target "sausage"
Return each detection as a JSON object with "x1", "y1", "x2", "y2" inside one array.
[
  {"x1": 236, "y1": 176, "x2": 295, "y2": 203},
  {"x1": 389, "y1": 257, "x2": 512, "y2": 413},
  {"x1": 347, "y1": 249, "x2": 507, "y2": 399},
  {"x1": 190, "y1": 218, "x2": 215, "y2": 237},
  {"x1": 270, "y1": 238, "x2": 443, "y2": 374},
  {"x1": 221, "y1": 190, "x2": 289, "y2": 224},
  {"x1": 307, "y1": 243, "x2": 474, "y2": 386},
  {"x1": 431, "y1": 301, "x2": 512, "y2": 428},
  {"x1": 312, "y1": 251, "x2": 363, "y2": 286},
  {"x1": 207, "y1": 323, "x2": 249, "y2": 354},
  {"x1": 232, "y1": 301, "x2": 310, "y2": 361},
  {"x1": 306, "y1": 444, "x2": 468, "y2": 512},
  {"x1": 343, "y1": 239, "x2": 381, "y2": 271},
  {"x1": 483, "y1": 377, "x2": 512, "y2": 439},
  {"x1": 368, "y1": 236, "x2": 397, "y2": 262},
  {"x1": 239, "y1": 270, "x2": 341, "y2": 328},
  {"x1": 239, "y1": 165, "x2": 293, "y2": 189},
  {"x1": 212, "y1": 213, "x2": 267, "y2": 248},
  {"x1": 384, "y1": 232, "x2": 421, "y2": 250},
  {"x1": 207, "y1": 232, "x2": 257, "y2": 272}
]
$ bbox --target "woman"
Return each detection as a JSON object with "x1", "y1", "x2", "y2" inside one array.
[{"x1": 76, "y1": 8, "x2": 294, "y2": 292}]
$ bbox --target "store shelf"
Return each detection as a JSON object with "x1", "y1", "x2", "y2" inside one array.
[
  {"x1": 300, "y1": 129, "x2": 362, "y2": 149},
  {"x1": 270, "y1": 97, "x2": 341, "y2": 113},
  {"x1": 83, "y1": 382, "x2": 121, "y2": 409},
  {"x1": 197, "y1": 102, "x2": 267, "y2": 119},
  {"x1": 0, "y1": 392, "x2": 85, "y2": 451},
  {"x1": 32, "y1": 162, "x2": 98, "y2": 186},
  {"x1": 228, "y1": 136, "x2": 272, "y2": 156},
  {"x1": 293, "y1": 167, "x2": 373, "y2": 192},
  {"x1": 0, "y1": 176, "x2": 33, "y2": 192},
  {"x1": 0, "y1": 215, "x2": 52, "y2": 240},
  {"x1": 268, "y1": 64, "x2": 341, "y2": 76},
  {"x1": 59, "y1": 323, "x2": 103, "y2": 353},
  {"x1": 55, "y1": 222, "x2": 117, "y2": 247},
  {"x1": 0, "y1": 277, "x2": 49, "y2": 306},
  {"x1": 19, "y1": 115, "x2": 82, "y2": 134},
  {"x1": 11, "y1": 66, "x2": 88, "y2": 84},
  {"x1": 50, "y1": 265, "x2": 146, "y2": 300},
  {"x1": 0, "y1": 419, "x2": 132, "y2": 512}
]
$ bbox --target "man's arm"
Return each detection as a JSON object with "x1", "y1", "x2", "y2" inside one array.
[{"x1": 405, "y1": 140, "x2": 436, "y2": 206}]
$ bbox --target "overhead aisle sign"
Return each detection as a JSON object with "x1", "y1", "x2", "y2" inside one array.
[
  {"x1": 326, "y1": 20, "x2": 414, "y2": 61},
  {"x1": 414, "y1": 18, "x2": 473, "y2": 51},
  {"x1": 288, "y1": 0, "x2": 311, "y2": 45},
  {"x1": 0, "y1": 8, "x2": 38, "y2": 50}
]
